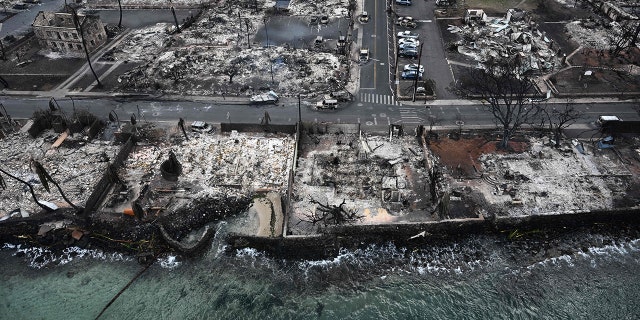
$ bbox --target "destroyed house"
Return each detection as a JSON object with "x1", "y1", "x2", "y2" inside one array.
[
  {"x1": 464, "y1": 9, "x2": 486, "y2": 24},
  {"x1": 32, "y1": 11, "x2": 107, "y2": 54}
]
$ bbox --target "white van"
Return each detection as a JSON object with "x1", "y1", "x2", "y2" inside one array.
[
  {"x1": 317, "y1": 99, "x2": 338, "y2": 110},
  {"x1": 597, "y1": 115, "x2": 622, "y2": 126}
]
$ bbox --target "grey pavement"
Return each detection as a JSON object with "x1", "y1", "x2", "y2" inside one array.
[{"x1": 0, "y1": 0, "x2": 66, "y2": 38}]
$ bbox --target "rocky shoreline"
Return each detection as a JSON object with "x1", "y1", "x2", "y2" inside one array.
[{"x1": 0, "y1": 196, "x2": 252, "y2": 263}]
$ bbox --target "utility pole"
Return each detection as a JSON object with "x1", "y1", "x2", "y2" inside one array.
[
  {"x1": 245, "y1": 19, "x2": 251, "y2": 48},
  {"x1": 70, "y1": 8, "x2": 102, "y2": 88},
  {"x1": 298, "y1": 94, "x2": 302, "y2": 123},
  {"x1": 170, "y1": 0, "x2": 181, "y2": 33},
  {"x1": 237, "y1": 10, "x2": 241, "y2": 44},
  {"x1": 264, "y1": 18, "x2": 274, "y2": 84},
  {"x1": 413, "y1": 43, "x2": 424, "y2": 102},
  {"x1": 0, "y1": 40, "x2": 6, "y2": 60}
]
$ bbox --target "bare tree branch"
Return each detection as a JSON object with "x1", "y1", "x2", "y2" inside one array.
[
  {"x1": 303, "y1": 197, "x2": 362, "y2": 225},
  {"x1": 453, "y1": 58, "x2": 542, "y2": 149}
]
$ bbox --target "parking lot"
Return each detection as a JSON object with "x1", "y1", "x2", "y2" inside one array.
[{"x1": 391, "y1": 0, "x2": 456, "y2": 99}]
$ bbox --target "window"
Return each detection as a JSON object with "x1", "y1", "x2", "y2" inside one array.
[
  {"x1": 46, "y1": 31, "x2": 52, "y2": 37},
  {"x1": 68, "y1": 43, "x2": 73, "y2": 49},
  {"x1": 56, "y1": 32, "x2": 61, "y2": 39},
  {"x1": 73, "y1": 33, "x2": 78, "y2": 39},
  {"x1": 90, "y1": 40, "x2": 95, "y2": 46},
  {"x1": 97, "y1": 34, "x2": 102, "y2": 40},
  {"x1": 51, "y1": 42, "x2": 57, "y2": 47},
  {"x1": 76, "y1": 44, "x2": 82, "y2": 50},
  {"x1": 63, "y1": 32, "x2": 68, "y2": 38}
]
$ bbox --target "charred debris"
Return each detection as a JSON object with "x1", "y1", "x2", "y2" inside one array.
[{"x1": 2, "y1": 105, "x2": 640, "y2": 261}]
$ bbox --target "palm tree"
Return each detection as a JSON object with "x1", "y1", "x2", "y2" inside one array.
[
  {"x1": 32, "y1": 160, "x2": 82, "y2": 212},
  {"x1": 0, "y1": 167, "x2": 56, "y2": 212}
]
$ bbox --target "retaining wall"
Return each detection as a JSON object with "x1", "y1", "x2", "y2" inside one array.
[{"x1": 227, "y1": 207, "x2": 640, "y2": 259}]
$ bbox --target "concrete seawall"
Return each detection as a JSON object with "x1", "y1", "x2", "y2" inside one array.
[{"x1": 227, "y1": 207, "x2": 640, "y2": 259}]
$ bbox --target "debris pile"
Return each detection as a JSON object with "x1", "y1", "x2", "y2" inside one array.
[
  {"x1": 110, "y1": 1, "x2": 350, "y2": 97},
  {"x1": 564, "y1": 20, "x2": 612, "y2": 50},
  {"x1": 449, "y1": 10, "x2": 560, "y2": 73},
  {"x1": 111, "y1": 125, "x2": 296, "y2": 215},
  {"x1": 288, "y1": 0, "x2": 351, "y2": 18},
  {"x1": 475, "y1": 138, "x2": 634, "y2": 216},
  {"x1": 0, "y1": 128, "x2": 119, "y2": 217},
  {"x1": 289, "y1": 132, "x2": 431, "y2": 234}
]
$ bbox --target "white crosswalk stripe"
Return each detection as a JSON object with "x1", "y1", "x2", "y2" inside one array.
[
  {"x1": 359, "y1": 93, "x2": 402, "y2": 106},
  {"x1": 399, "y1": 107, "x2": 423, "y2": 124}
]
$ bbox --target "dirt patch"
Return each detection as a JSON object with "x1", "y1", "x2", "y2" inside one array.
[{"x1": 429, "y1": 133, "x2": 530, "y2": 177}]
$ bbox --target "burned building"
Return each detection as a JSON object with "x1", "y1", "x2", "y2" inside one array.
[{"x1": 32, "y1": 11, "x2": 107, "y2": 54}]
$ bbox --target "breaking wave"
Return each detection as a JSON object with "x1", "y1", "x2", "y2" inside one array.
[{"x1": 2, "y1": 243, "x2": 132, "y2": 269}]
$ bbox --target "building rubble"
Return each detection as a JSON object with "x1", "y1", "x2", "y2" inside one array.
[
  {"x1": 289, "y1": 130, "x2": 432, "y2": 235},
  {"x1": 470, "y1": 137, "x2": 637, "y2": 217},
  {"x1": 0, "y1": 122, "x2": 119, "y2": 217},
  {"x1": 450, "y1": 9, "x2": 560, "y2": 73},
  {"x1": 103, "y1": 0, "x2": 352, "y2": 97},
  {"x1": 101, "y1": 123, "x2": 296, "y2": 217}
]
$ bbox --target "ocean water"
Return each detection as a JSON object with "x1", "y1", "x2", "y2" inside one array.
[{"x1": 1, "y1": 221, "x2": 640, "y2": 320}]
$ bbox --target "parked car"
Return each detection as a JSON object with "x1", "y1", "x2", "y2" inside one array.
[
  {"x1": 396, "y1": 0, "x2": 412, "y2": 5},
  {"x1": 360, "y1": 11, "x2": 370, "y2": 22},
  {"x1": 320, "y1": 16, "x2": 329, "y2": 24},
  {"x1": 396, "y1": 16, "x2": 414, "y2": 25},
  {"x1": 399, "y1": 43, "x2": 418, "y2": 51},
  {"x1": 399, "y1": 49, "x2": 419, "y2": 58},
  {"x1": 397, "y1": 31, "x2": 419, "y2": 39},
  {"x1": 191, "y1": 121, "x2": 214, "y2": 133},
  {"x1": 400, "y1": 20, "x2": 417, "y2": 29},
  {"x1": 330, "y1": 90, "x2": 353, "y2": 102},
  {"x1": 403, "y1": 64, "x2": 425, "y2": 73},
  {"x1": 399, "y1": 38, "x2": 419, "y2": 45},
  {"x1": 401, "y1": 70, "x2": 423, "y2": 80}
]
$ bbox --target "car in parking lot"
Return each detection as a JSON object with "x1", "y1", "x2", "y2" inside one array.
[
  {"x1": 397, "y1": 31, "x2": 419, "y2": 39},
  {"x1": 399, "y1": 49, "x2": 419, "y2": 58},
  {"x1": 396, "y1": 0, "x2": 412, "y2": 5},
  {"x1": 398, "y1": 38, "x2": 419, "y2": 46},
  {"x1": 396, "y1": 16, "x2": 414, "y2": 25},
  {"x1": 399, "y1": 43, "x2": 418, "y2": 51},
  {"x1": 401, "y1": 70, "x2": 423, "y2": 80},
  {"x1": 403, "y1": 64, "x2": 425, "y2": 73}
]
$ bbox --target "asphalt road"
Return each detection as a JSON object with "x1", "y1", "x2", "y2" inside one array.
[
  {"x1": 2, "y1": 96, "x2": 638, "y2": 136},
  {"x1": 358, "y1": 0, "x2": 392, "y2": 96}
]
